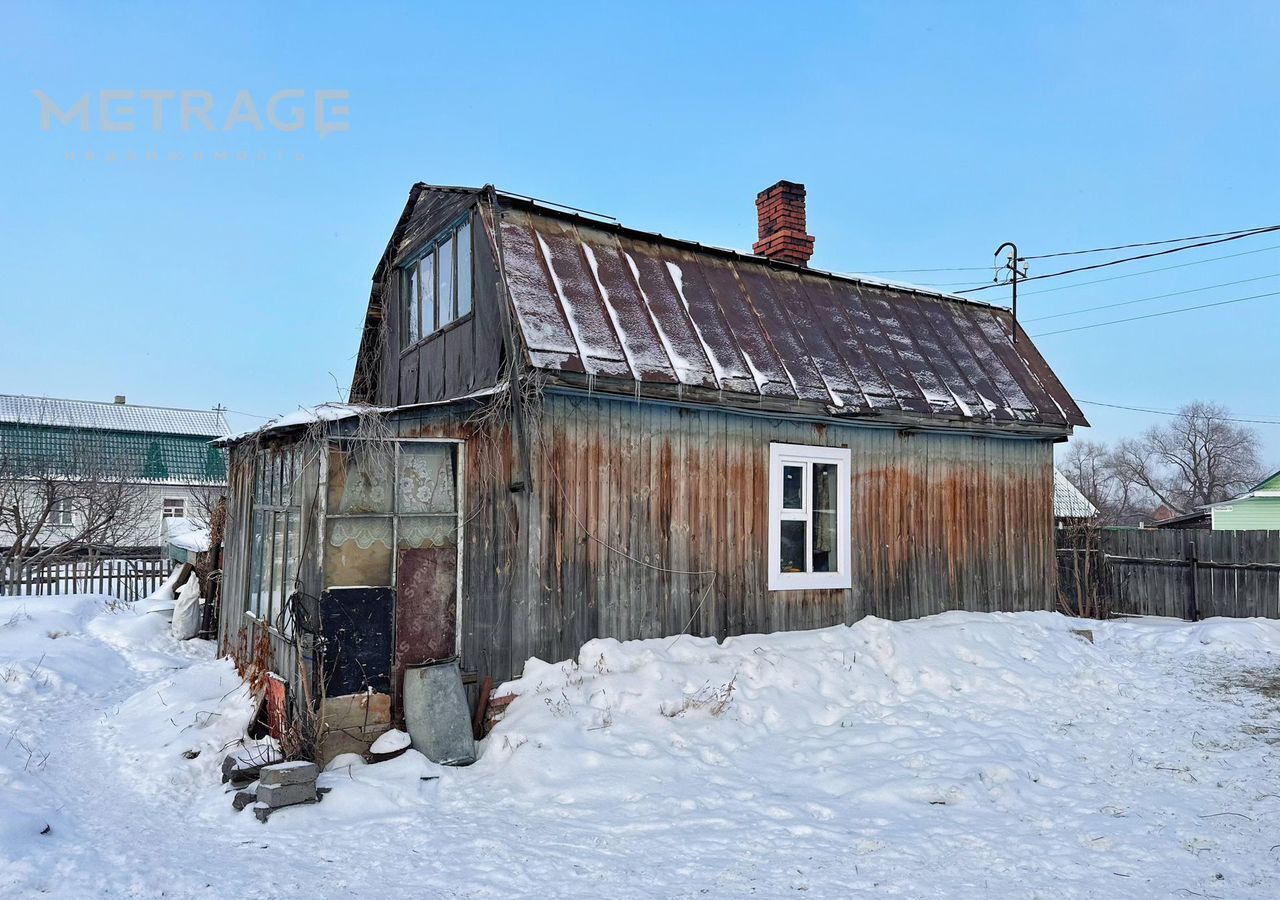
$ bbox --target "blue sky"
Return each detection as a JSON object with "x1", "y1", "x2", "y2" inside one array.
[{"x1": 2, "y1": 2, "x2": 1278, "y2": 458}]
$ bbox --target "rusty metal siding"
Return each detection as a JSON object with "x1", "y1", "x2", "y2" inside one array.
[{"x1": 495, "y1": 199, "x2": 1084, "y2": 431}]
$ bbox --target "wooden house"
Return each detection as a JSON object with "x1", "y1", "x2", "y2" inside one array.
[{"x1": 217, "y1": 181, "x2": 1086, "y2": 753}]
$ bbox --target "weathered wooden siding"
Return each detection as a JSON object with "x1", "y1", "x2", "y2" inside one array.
[
  {"x1": 221, "y1": 391, "x2": 1056, "y2": 691},
  {"x1": 507, "y1": 392, "x2": 1055, "y2": 673},
  {"x1": 378, "y1": 198, "x2": 507, "y2": 408},
  {"x1": 1059, "y1": 527, "x2": 1280, "y2": 619}
]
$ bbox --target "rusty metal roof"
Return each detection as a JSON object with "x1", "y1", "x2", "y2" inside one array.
[{"x1": 493, "y1": 197, "x2": 1086, "y2": 431}]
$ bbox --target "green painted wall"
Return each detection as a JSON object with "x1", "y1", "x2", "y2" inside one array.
[{"x1": 1213, "y1": 497, "x2": 1280, "y2": 530}]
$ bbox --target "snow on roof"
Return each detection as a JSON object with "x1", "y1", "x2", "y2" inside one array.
[
  {"x1": 0, "y1": 394, "x2": 229, "y2": 438},
  {"x1": 161, "y1": 517, "x2": 211, "y2": 553},
  {"x1": 223, "y1": 389, "x2": 501, "y2": 444},
  {"x1": 1054, "y1": 468, "x2": 1098, "y2": 519},
  {"x1": 223, "y1": 402, "x2": 387, "y2": 442},
  {"x1": 493, "y1": 196, "x2": 1086, "y2": 430}
]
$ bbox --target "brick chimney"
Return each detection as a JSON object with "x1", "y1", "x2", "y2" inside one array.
[{"x1": 753, "y1": 180, "x2": 814, "y2": 266}]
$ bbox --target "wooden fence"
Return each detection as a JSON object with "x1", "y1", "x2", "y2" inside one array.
[
  {"x1": 1056, "y1": 527, "x2": 1280, "y2": 620},
  {"x1": 1, "y1": 552, "x2": 170, "y2": 603}
]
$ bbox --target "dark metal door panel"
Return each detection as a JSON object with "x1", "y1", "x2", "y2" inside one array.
[
  {"x1": 394, "y1": 546, "x2": 458, "y2": 707},
  {"x1": 319, "y1": 587, "x2": 393, "y2": 698}
]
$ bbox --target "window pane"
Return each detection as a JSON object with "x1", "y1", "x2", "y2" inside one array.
[
  {"x1": 283, "y1": 509, "x2": 300, "y2": 636},
  {"x1": 324, "y1": 516, "x2": 393, "y2": 587},
  {"x1": 782, "y1": 464, "x2": 804, "y2": 510},
  {"x1": 456, "y1": 220, "x2": 472, "y2": 318},
  {"x1": 281, "y1": 448, "x2": 296, "y2": 506},
  {"x1": 420, "y1": 253, "x2": 436, "y2": 334},
  {"x1": 263, "y1": 511, "x2": 277, "y2": 622},
  {"x1": 780, "y1": 519, "x2": 806, "y2": 573},
  {"x1": 811, "y1": 462, "x2": 838, "y2": 573},
  {"x1": 248, "y1": 510, "x2": 266, "y2": 614},
  {"x1": 327, "y1": 444, "x2": 393, "y2": 514},
  {"x1": 397, "y1": 514, "x2": 457, "y2": 550},
  {"x1": 270, "y1": 510, "x2": 287, "y2": 624},
  {"x1": 277, "y1": 508, "x2": 291, "y2": 614},
  {"x1": 437, "y1": 236, "x2": 455, "y2": 326},
  {"x1": 404, "y1": 266, "x2": 419, "y2": 346},
  {"x1": 397, "y1": 443, "x2": 456, "y2": 513}
]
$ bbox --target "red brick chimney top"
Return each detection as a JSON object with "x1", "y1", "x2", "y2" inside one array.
[{"x1": 753, "y1": 180, "x2": 814, "y2": 266}]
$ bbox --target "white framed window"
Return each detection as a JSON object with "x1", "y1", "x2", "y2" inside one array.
[
  {"x1": 51, "y1": 498, "x2": 74, "y2": 527},
  {"x1": 767, "y1": 443, "x2": 851, "y2": 591},
  {"x1": 162, "y1": 497, "x2": 185, "y2": 519}
]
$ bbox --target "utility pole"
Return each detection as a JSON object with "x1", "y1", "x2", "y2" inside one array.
[{"x1": 993, "y1": 242, "x2": 1027, "y2": 342}]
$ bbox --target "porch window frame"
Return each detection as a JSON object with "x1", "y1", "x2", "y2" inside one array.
[
  {"x1": 767, "y1": 442, "x2": 852, "y2": 591},
  {"x1": 244, "y1": 446, "x2": 303, "y2": 637},
  {"x1": 318, "y1": 437, "x2": 466, "y2": 658}
]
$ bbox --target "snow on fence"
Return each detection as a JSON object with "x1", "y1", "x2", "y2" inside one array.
[
  {"x1": 1, "y1": 552, "x2": 170, "y2": 602},
  {"x1": 1057, "y1": 527, "x2": 1280, "y2": 620}
]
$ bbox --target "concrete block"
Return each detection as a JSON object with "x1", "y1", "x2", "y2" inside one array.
[
  {"x1": 259, "y1": 761, "x2": 319, "y2": 787},
  {"x1": 258, "y1": 781, "x2": 318, "y2": 808}
]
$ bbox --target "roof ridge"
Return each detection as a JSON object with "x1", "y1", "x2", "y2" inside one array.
[
  {"x1": 485, "y1": 188, "x2": 1002, "y2": 313},
  {"x1": 0, "y1": 393, "x2": 227, "y2": 417}
]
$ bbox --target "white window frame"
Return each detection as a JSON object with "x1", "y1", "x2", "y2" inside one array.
[
  {"x1": 767, "y1": 442, "x2": 851, "y2": 591},
  {"x1": 161, "y1": 497, "x2": 186, "y2": 519},
  {"x1": 51, "y1": 497, "x2": 74, "y2": 527}
]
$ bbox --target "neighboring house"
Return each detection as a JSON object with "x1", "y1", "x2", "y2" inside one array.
[
  {"x1": 217, "y1": 181, "x2": 1085, "y2": 754},
  {"x1": 1207, "y1": 470, "x2": 1280, "y2": 530},
  {"x1": 0, "y1": 394, "x2": 229, "y2": 550},
  {"x1": 1053, "y1": 468, "x2": 1098, "y2": 526},
  {"x1": 1150, "y1": 508, "x2": 1212, "y2": 530}
]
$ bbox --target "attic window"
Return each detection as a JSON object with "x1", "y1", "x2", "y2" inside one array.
[
  {"x1": 767, "y1": 443, "x2": 851, "y2": 591},
  {"x1": 401, "y1": 217, "x2": 473, "y2": 349}
]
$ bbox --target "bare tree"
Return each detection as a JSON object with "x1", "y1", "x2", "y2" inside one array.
[
  {"x1": 1108, "y1": 401, "x2": 1263, "y2": 516},
  {"x1": 0, "y1": 428, "x2": 149, "y2": 594},
  {"x1": 1059, "y1": 439, "x2": 1145, "y2": 524},
  {"x1": 1059, "y1": 440, "x2": 1110, "y2": 511}
]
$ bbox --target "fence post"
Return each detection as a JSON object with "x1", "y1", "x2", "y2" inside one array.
[{"x1": 1185, "y1": 539, "x2": 1199, "y2": 622}]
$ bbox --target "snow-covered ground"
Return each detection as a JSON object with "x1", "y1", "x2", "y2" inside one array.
[{"x1": 2, "y1": 596, "x2": 1279, "y2": 899}]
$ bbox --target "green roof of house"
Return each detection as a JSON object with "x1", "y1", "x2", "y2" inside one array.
[
  {"x1": 0, "y1": 422, "x2": 226, "y2": 482},
  {"x1": 1253, "y1": 469, "x2": 1280, "y2": 492}
]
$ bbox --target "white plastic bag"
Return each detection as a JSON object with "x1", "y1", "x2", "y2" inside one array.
[{"x1": 170, "y1": 573, "x2": 203, "y2": 640}]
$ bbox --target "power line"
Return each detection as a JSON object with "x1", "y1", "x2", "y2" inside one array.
[
  {"x1": 1024, "y1": 224, "x2": 1279, "y2": 260},
  {"x1": 1017, "y1": 243, "x2": 1280, "y2": 298},
  {"x1": 1023, "y1": 272, "x2": 1280, "y2": 323},
  {"x1": 1077, "y1": 399, "x2": 1280, "y2": 427},
  {"x1": 959, "y1": 225, "x2": 1280, "y2": 294},
  {"x1": 1031, "y1": 288, "x2": 1280, "y2": 336},
  {"x1": 859, "y1": 265, "x2": 992, "y2": 274},
  {"x1": 858, "y1": 223, "x2": 1279, "y2": 282}
]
